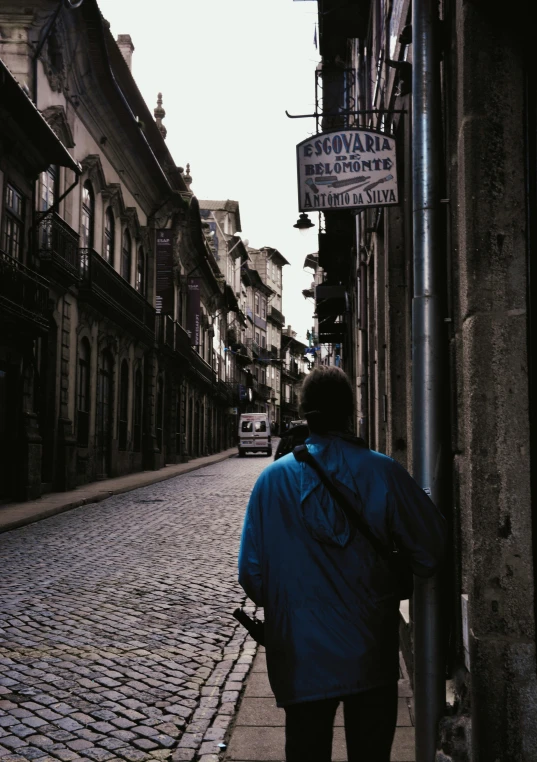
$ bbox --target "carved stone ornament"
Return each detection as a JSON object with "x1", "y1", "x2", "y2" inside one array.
[
  {"x1": 98, "y1": 330, "x2": 119, "y2": 355},
  {"x1": 41, "y1": 105, "x2": 75, "y2": 148},
  {"x1": 40, "y1": 20, "x2": 67, "y2": 94},
  {"x1": 139, "y1": 226, "x2": 152, "y2": 253},
  {"x1": 81, "y1": 155, "x2": 107, "y2": 194},
  {"x1": 121, "y1": 207, "x2": 142, "y2": 240},
  {"x1": 102, "y1": 183, "x2": 126, "y2": 218}
]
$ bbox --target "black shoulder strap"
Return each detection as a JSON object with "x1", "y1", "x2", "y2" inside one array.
[{"x1": 293, "y1": 444, "x2": 389, "y2": 559}]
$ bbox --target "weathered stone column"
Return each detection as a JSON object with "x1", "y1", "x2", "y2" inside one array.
[{"x1": 454, "y1": 3, "x2": 537, "y2": 758}]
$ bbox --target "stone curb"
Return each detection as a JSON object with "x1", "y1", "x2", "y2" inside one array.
[
  {"x1": 171, "y1": 624, "x2": 259, "y2": 762},
  {"x1": 0, "y1": 449, "x2": 238, "y2": 535}
]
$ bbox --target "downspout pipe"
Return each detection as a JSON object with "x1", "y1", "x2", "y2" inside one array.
[{"x1": 411, "y1": 0, "x2": 446, "y2": 760}]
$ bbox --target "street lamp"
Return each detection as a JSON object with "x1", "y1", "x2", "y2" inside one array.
[{"x1": 293, "y1": 212, "x2": 315, "y2": 233}]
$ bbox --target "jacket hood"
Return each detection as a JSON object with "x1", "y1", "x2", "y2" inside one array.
[{"x1": 299, "y1": 437, "x2": 361, "y2": 548}]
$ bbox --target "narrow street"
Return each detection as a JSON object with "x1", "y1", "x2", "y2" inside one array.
[{"x1": 0, "y1": 453, "x2": 271, "y2": 762}]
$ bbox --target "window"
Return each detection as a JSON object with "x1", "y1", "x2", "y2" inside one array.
[
  {"x1": 133, "y1": 368, "x2": 143, "y2": 452},
  {"x1": 261, "y1": 334, "x2": 266, "y2": 348},
  {"x1": 136, "y1": 247, "x2": 145, "y2": 295},
  {"x1": 255, "y1": 421, "x2": 267, "y2": 432},
  {"x1": 104, "y1": 208, "x2": 115, "y2": 264},
  {"x1": 77, "y1": 339, "x2": 91, "y2": 446},
  {"x1": 81, "y1": 182, "x2": 94, "y2": 248},
  {"x1": 40, "y1": 166, "x2": 57, "y2": 212},
  {"x1": 261, "y1": 298, "x2": 266, "y2": 319},
  {"x1": 175, "y1": 388, "x2": 182, "y2": 454},
  {"x1": 255, "y1": 331, "x2": 260, "y2": 345},
  {"x1": 122, "y1": 229, "x2": 132, "y2": 282},
  {"x1": 119, "y1": 361, "x2": 129, "y2": 451},
  {"x1": 156, "y1": 376, "x2": 164, "y2": 450},
  {"x1": 261, "y1": 368, "x2": 266, "y2": 384},
  {"x1": 255, "y1": 293, "x2": 260, "y2": 315},
  {"x1": 3, "y1": 184, "x2": 24, "y2": 258}
]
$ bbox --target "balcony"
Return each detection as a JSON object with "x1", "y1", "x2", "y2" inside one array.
[
  {"x1": 268, "y1": 305, "x2": 285, "y2": 326},
  {"x1": 79, "y1": 248, "x2": 155, "y2": 344},
  {"x1": 216, "y1": 380, "x2": 234, "y2": 404},
  {"x1": 223, "y1": 381, "x2": 240, "y2": 404},
  {"x1": 38, "y1": 213, "x2": 80, "y2": 282},
  {"x1": 232, "y1": 342, "x2": 253, "y2": 365},
  {"x1": 245, "y1": 338, "x2": 260, "y2": 357},
  {"x1": 258, "y1": 383, "x2": 273, "y2": 401},
  {"x1": 282, "y1": 360, "x2": 303, "y2": 380},
  {"x1": 315, "y1": 284, "x2": 348, "y2": 318},
  {"x1": 0, "y1": 249, "x2": 50, "y2": 333},
  {"x1": 155, "y1": 315, "x2": 216, "y2": 387},
  {"x1": 282, "y1": 399, "x2": 299, "y2": 416}
]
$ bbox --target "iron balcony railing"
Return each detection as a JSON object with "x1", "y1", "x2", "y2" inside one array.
[
  {"x1": 216, "y1": 380, "x2": 234, "y2": 403},
  {"x1": 38, "y1": 212, "x2": 80, "y2": 277},
  {"x1": 0, "y1": 249, "x2": 50, "y2": 331},
  {"x1": 233, "y1": 342, "x2": 253, "y2": 363},
  {"x1": 155, "y1": 315, "x2": 216, "y2": 387},
  {"x1": 79, "y1": 248, "x2": 155, "y2": 342},
  {"x1": 258, "y1": 383, "x2": 273, "y2": 400},
  {"x1": 224, "y1": 381, "x2": 241, "y2": 403},
  {"x1": 269, "y1": 305, "x2": 285, "y2": 325}
]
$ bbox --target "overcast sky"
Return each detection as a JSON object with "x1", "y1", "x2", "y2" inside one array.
[{"x1": 98, "y1": 0, "x2": 320, "y2": 343}]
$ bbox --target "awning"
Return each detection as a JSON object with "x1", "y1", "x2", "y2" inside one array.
[{"x1": 0, "y1": 59, "x2": 80, "y2": 174}]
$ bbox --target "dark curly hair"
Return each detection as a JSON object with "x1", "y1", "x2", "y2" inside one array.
[{"x1": 299, "y1": 365, "x2": 354, "y2": 434}]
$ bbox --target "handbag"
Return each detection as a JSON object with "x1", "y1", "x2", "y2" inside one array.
[{"x1": 292, "y1": 444, "x2": 414, "y2": 600}]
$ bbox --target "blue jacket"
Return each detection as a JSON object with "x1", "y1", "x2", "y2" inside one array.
[{"x1": 238, "y1": 434, "x2": 447, "y2": 707}]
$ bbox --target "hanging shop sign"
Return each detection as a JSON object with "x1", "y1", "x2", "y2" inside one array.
[
  {"x1": 296, "y1": 128, "x2": 399, "y2": 212},
  {"x1": 186, "y1": 278, "x2": 201, "y2": 346},
  {"x1": 155, "y1": 229, "x2": 174, "y2": 315}
]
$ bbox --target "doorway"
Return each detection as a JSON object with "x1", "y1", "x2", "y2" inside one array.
[{"x1": 96, "y1": 352, "x2": 113, "y2": 478}]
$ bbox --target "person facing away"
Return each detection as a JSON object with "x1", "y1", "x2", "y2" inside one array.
[{"x1": 238, "y1": 366, "x2": 447, "y2": 762}]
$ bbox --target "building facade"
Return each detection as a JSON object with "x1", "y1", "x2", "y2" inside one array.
[
  {"x1": 0, "y1": 57, "x2": 80, "y2": 501},
  {"x1": 302, "y1": 0, "x2": 536, "y2": 759},
  {"x1": 0, "y1": 0, "x2": 261, "y2": 500}
]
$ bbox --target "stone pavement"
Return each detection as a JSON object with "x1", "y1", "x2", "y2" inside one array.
[
  {"x1": 0, "y1": 450, "x2": 269, "y2": 762},
  {"x1": 0, "y1": 447, "x2": 239, "y2": 535},
  {"x1": 0, "y1": 444, "x2": 417, "y2": 762},
  {"x1": 223, "y1": 645, "x2": 415, "y2": 762}
]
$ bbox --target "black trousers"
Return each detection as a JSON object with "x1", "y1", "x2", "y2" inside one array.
[{"x1": 284, "y1": 682, "x2": 398, "y2": 762}]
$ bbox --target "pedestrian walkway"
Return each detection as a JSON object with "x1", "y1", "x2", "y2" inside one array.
[
  {"x1": 224, "y1": 646, "x2": 415, "y2": 762},
  {"x1": 0, "y1": 445, "x2": 238, "y2": 534}
]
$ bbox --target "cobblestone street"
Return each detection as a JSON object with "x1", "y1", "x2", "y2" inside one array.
[{"x1": 0, "y1": 453, "x2": 271, "y2": 762}]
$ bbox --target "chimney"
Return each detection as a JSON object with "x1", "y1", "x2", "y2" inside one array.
[{"x1": 116, "y1": 34, "x2": 134, "y2": 71}]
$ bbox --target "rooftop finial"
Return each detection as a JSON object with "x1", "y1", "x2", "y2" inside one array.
[
  {"x1": 184, "y1": 163, "x2": 193, "y2": 188},
  {"x1": 154, "y1": 92, "x2": 167, "y2": 139}
]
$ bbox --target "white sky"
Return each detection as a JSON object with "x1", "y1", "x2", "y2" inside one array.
[{"x1": 98, "y1": 0, "x2": 320, "y2": 344}]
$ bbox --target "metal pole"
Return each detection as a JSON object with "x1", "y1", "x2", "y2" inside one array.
[{"x1": 412, "y1": 0, "x2": 446, "y2": 760}]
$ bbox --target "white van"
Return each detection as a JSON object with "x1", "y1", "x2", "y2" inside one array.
[{"x1": 238, "y1": 413, "x2": 272, "y2": 457}]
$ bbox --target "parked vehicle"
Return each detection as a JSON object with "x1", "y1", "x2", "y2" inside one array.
[
  {"x1": 273, "y1": 423, "x2": 309, "y2": 461},
  {"x1": 238, "y1": 413, "x2": 272, "y2": 457}
]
